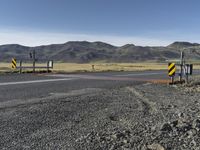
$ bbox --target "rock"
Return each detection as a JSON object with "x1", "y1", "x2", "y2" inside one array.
[
  {"x1": 171, "y1": 120, "x2": 178, "y2": 127},
  {"x1": 178, "y1": 113, "x2": 184, "y2": 118},
  {"x1": 195, "y1": 119, "x2": 200, "y2": 129},
  {"x1": 147, "y1": 143, "x2": 165, "y2": 150},
  {"x1": 177, "y1": 123, "x2": 192, "y2": 133},
  {"x1": 190, "y1": 139, "x2": 197, "y2": 147},
  {"x1": 141, "y1": 145, "x2": 147, "y2": 150},
  {"x1": 109, "y1": 114, "x2": 119, "y2": 121},
  {"x1": 111, "y1": 134, "x2": 117, "y2": 140},
  {"x1": 116, "y1": 132, "x2": 126, "y2": 139},
  {"x1": 109, "y1": 145, "x2": 115, "y2": 150},
  {"x1": 187, "y1": 129, "x2": 197, "y2": 137},
  {"x1": 161, "y1": 123, "x2": 173, "y2": 132},
  {"x1": 123, "y1": 139, "x2": 128, "y2": 144}
]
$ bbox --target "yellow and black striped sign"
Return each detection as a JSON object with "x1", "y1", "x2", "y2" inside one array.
[
  {"x1": 11, "y1": 58, "x2": 17, "y2": 69},
  {"x1": 168, "y1": 63, "x2": 176, "y2": 76}
]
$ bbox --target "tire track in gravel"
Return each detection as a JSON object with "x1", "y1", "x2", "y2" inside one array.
[
  {"x1": 125, "y1": 85, "x2": 167, "y2": 122},
  {"x1": 125, "y1": 86, "x2": 158, "y2": 115}
]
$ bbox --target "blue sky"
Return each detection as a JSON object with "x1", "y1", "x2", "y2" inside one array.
[{"x1": 0, "y1": 0, "x2": 200, "y2": 46}]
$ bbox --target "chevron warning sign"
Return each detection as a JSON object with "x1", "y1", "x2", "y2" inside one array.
[
  {"x1": 11, "y1": 58, "x2": 17, "y2": 69},
  {"x1": 168, "y1": 63, "x2": 176, "y2": 76}
]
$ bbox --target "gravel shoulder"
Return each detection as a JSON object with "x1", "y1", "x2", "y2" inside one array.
[{"x1": 1, "y1": 78, "x2": 200, "y2": 150}]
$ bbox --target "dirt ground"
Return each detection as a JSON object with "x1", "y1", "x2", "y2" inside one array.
[{"x1": 1, "y1": 77, "x2": 200, "y2": 150}]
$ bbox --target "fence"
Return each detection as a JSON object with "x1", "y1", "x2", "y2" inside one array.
[{"x1": 12, "y1": 59, "x2": 53, "y2": 73}]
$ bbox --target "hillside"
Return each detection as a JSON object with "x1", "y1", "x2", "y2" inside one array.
[
  {"x1": 167, "y1": 42, "x2": 200, "y2": 49},
  {"x1": 0, "y1": 41, "x2": 200, "y2": 63}
]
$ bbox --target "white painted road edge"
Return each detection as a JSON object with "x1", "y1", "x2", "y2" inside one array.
[{"x1": 0, "y1": 78, "x2": 75, "y2": 86}]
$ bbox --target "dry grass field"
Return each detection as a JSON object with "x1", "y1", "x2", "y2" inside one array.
[
  {"x1": 0, "y1": 62, "x2": 200, "y2": 73},
  {"x1": 53, "y1": 63, "x2": 168, "y2": 72}
]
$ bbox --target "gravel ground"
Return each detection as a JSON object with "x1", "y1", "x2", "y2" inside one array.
[{"x1": 1, "y1": 79, "x2": 200, "y2": 150}]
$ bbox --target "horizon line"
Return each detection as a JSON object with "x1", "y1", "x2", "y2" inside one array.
[
  {"x1": 0, "y1": 29, "x2": 199, "y2": 47},
  {"x1": 0, "y1": 40, "x2": 199, "y2": 48}
]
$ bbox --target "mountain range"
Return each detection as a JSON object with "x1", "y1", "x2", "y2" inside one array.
[{"x1": 1, "y1": 41, "x2": 200, "y2": 63}]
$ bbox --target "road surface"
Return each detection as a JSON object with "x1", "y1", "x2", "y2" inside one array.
[{"x1": 0, "y1": 70, "x2": 169, "y2": 102}]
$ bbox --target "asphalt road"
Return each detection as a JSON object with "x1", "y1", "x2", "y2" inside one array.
[
  {"x1": 1, "y1": 69, "x2": 200, "y2": 103},
  {"x1": 1, "y1": 69, "x2": 200, "y2": 102},
  {"x1": 0, "y1": 70, "x2": 168, "y2": 102}
]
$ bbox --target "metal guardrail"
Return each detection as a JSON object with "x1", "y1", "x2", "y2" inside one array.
[
  {"x1": 12, "y1": 58, "x2": 53, "y2": 73},
  {"x1": 11, "y1": 50, "x2": 54, "y2": 73},
  {"x1": 19, "y1": 60, "x2": 53, "y2": 73}
]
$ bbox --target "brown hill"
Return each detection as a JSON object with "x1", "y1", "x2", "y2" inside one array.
[{"x1": 0, "y1": 41, "x2": 200, "y2": 62}]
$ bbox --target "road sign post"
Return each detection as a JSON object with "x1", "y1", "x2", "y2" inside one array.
[
  {"x1": 167, "y1": 51, "x2": 193, "y2": 85},
  {"x1": 47, "y1": 60, "x2": 53, "y2": 72},
  {"x1": 11, "y1": 58, "x2": 17, "y2": 69},
  {"x1": 32, "y1": 50, "x2": 36, "y2": 73},
  {"x1": 168, "y1": 63, "x2": 176, "y2": 84},
  {"x1": 185, "y1": 64, "x2": 193, "y2": 83},
  {"x1": 179, "y1": 51, "x2": 185, "y2": 82},
  {"x1": 19, "y1": 60, "x2": 22, "y2": 74},
  {"x1": 92, "y1": 65, "x2": 95, "y2": 71}
]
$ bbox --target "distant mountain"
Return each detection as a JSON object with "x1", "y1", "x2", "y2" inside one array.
[
  {"x1": 167, "y1": 42, "x2": 200, "y2": 49},
  {"x1": 0, "y1": 41, "x2": 200, "y2": 63}
]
